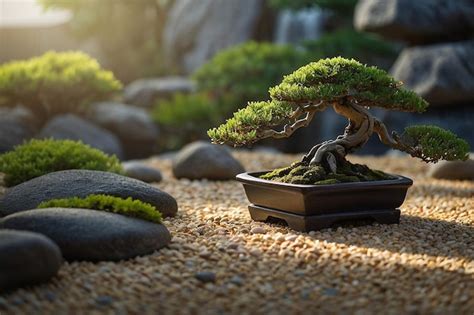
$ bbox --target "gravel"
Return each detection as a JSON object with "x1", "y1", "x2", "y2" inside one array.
[{"x1": 0, "y1": 151, "x2": 472, "y2": 314}]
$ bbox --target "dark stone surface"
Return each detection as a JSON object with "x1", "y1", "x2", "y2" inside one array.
[
  {"x1": 123, "y1": 77, "x2": 195, "y2": 108},
  {"x1": 88, "y1": 102, "x2": 159, "y2": 159},
  {"x1": 0, "y1": 230, "x2": 62, "y2": 291},
  {"x1": 172, "y1": 141, "x2": 245, "y2": 180},
  {"x1": 391, "y1": 40, "x2": 474, "y2": 106},
  {"x1": 0, "y1": 170, "x2": 177, "y2": 218},
  {"x1": 355, "y1": 0, "x2": 474, "y2": 44},
  {"x1": 38, "y1": 114, "x2": 124, "y2": 159},
  {"x1": 195, "y1": 271, "x2": 216, "y2": 283},
  {"x1": 0, "y1": 106, "x2": 37, "y2": 154},
  {"x1": 0, "y1": 208, "x2": 172, "y2": 262},
  {"x1": 123, "y1": 161, "x2": 163, "y2": 183}
]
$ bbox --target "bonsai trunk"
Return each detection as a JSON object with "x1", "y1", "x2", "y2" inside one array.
[{"x1": 303, "y1": 100, "x2": 374, "y2": 172}]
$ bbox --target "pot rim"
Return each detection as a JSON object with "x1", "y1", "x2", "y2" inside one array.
[{"x1": 236, "y1": 171, "x2": 413, "y2": 192}]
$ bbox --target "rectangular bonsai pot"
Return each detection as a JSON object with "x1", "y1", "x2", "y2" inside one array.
[{"x1": 236, "y1": 171, "x2": 412, "y2": 217}]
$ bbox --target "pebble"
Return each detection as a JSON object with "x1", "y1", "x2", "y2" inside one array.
[
  {"x1": 195, "y1": 272, "x2": 216, "y2": 283},
  {"x1": 95, "y1": 295, "x2": 114, "y2": 306},
  {"x1": 251, "y1": 227, "x2": 267, "y2": 234}
]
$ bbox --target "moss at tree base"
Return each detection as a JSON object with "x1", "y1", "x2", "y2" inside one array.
[{"x1": 260, "y1": 159, "x2": 395, "y2": 185}]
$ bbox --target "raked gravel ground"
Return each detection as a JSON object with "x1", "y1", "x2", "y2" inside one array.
[{"x1": 0, "y1": 152, "x2": 473, "y2": 314}]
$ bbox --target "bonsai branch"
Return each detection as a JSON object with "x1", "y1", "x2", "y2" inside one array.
[{"x1": 258, "y1": 102, "x2": 326, "y2": 140}]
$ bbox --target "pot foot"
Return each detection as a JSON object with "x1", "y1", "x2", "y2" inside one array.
[{"x1": 249, "y1": 205, "x2": 400, "y2": 232}]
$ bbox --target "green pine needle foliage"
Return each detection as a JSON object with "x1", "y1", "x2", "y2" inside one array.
[
  {"x1": 38, "y1": 194, "x2": 162, "y2": 224},
  {"x1": 209, "y1": 57, "x2": 428, "y2": 145},
  {"x1": 0, "y1": 51, "x2": 122, "y2": 118},
  {"x1": 0, "y1": 139, "x2": 124, "y2": 187},
  {"x1": 270, "y1": 57, "x2": 428, "y2": 112},
  {"x1": 207, "y1": 100, "x2": 293, "y2": 146},
  {"x1": 402, "y1": 125, "x2": 470, "y2": 162}
]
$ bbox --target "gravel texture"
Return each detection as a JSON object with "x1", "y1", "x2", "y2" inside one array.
[{"x1": 0, "y1": 152, "x2": 473, "y2": 314}]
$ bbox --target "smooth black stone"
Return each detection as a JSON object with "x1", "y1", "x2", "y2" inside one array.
[
  {"x1": 0, "y1": 208, "x2": 172, "y2": 262},
  {"x1": 0, "y1": 169, "x2": 177, "y2": 218},
  {"x1": 0, "y1": 230, "x2": 62, "y2": 292}
]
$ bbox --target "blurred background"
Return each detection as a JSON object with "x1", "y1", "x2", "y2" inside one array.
[{"x1": 1, "y1": 0, "x2": 473, "y2": 160}]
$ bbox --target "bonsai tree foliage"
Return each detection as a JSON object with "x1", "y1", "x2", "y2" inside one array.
[
  {"x1": 0, "y1": 51, "x2": 122, "y2": 121},
  {"x1": 209, "y1": 57, "x2": 469, "y2": 177}
]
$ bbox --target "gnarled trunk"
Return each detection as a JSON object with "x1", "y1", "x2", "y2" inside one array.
[{"x1": 303, "y1": 100, "x2": 374, "y2": 172}]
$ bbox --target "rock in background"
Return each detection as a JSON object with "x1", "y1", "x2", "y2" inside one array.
[
  {"x1": 88, "y1": 102, "x2": 159, "y2": 160},
  {"x1": 163, "y1": 0, "x2": 265, "y2": 74},
  {"x1": 38, "y1": 114, "x2": 124, "y2": 159},
  {"x1": 124, "y1": 77, "x2": 195, "y2": 109},
  {"x1": 354, "y1": 0, "x2": 474, "y2": 153},
  {"x1": 172, "y1": 141, "x2": 245, "y2": 180},
  {"x1": 0, "y1": 107, "x2": 38, "y2": 154}
]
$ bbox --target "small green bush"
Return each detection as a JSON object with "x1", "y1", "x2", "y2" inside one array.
[
  {"x1": 303, "y1": 29, "x2": 399, "y2": 67},
  {"x1": 193, "y1": 41, "x2": 310, "y2": 114},
  {"x1": 152, "y1": 93, "x2": 221, "y2": 150},
  {"x1": 38, "y1": 194, "x2": 162, "y2": 224},
  {"x1": 0, "y1": 139, "x2": 124, "y2": 187},
  {"x1": 0, "y1": 51, "x2": 122, "y2": 120}
]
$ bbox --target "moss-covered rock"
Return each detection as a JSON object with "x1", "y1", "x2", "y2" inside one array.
[
  {"x1": 260, "y1": 159, "x2": 394, "y2": 185},
  {"x1": 38, "y1": 194, "x2": 162, "y2": 224}
]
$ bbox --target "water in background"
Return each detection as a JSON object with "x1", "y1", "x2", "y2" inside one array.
[{"x1": 274, "y1": 8, "x2": 325, "y2": 44}]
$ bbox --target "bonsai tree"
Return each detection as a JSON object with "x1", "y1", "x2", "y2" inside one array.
[
  {"x1": 0, "y1": 51, "x2": 122, "y2": 122},
  {"x1": 208, "y1": 57, "x2": 469, "y2": 181}
]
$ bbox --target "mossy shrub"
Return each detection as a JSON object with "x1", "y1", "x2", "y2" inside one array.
[
  {"x1": 152, "y1": 93, "x2": 221, "y2": 150},
  {"x1": 0, "y1": 139, "x2": 124, "y2": 187},
  {"x1": 38, "y1": 194, "x2": 162, "y2": 224},
  {"x1": 193, "y1": 41, "x2": 310, "y2": 115},
  {"x1": 0, "y1": 51, "x2": 122, "y2": 119}
]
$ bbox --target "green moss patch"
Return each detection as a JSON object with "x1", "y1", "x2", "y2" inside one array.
[
  {"x1": 260, "y1": 159, "x2": 395, "y2": 185},
  {"x1": 38, "y1": 194, "x2": 162, "y2": 224}
]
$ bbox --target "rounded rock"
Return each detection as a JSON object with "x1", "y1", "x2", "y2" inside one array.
[
  {"x1": 38, "y1": 114, "x2": 124, "y2": 159},
  {"x1": 172, "y1": 141, "x2": 244, "y2": 180},
  {"x1": 123, "y1": 161, "x2": 163, "y2": 183},
  {"x1": 0, "y1": 169, "x2": 177, "y2": 218},
  {"x1": 0, "y1": 208, "x2": 172, "y2": 262},
  {"x1": 429, "y1": 155, "x2": 474, "y2": 180},
  {"x1": 0, "y1": 230, "x2": 62, "y2": 291}
]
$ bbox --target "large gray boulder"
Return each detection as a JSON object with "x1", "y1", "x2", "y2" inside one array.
[
  {"x1": 0, "y1": 106, "x2": 37, "y2": 153},
  {"x1": 0, "y1": 208, "x2": 171, "y2": 262},
  {"x1": 0, "y1": 230, "x2": 62, "y2": 291},
  {"x1": 124, "y1": 77, "x2": 195, "y2": 108},
  {"x1": 391, "y1": 40, "x2": 474, "y2": 106},
  {"x1": 88, "y1": 102, "x2": 159, "y2": 159},
  {"x1": 0, "y1": 170, "x2": 178, "y2": 218},
  {"x1": 38, "y1": 114, "x2": 124, "y2": 158},
  {"x1": 172, "y1": 141, "x2": 244, "y2": 180},
  {"x1": 355, "y1": 0, "x2": 474, "y2": 44},
  {"x1": 163, "y1": 0, "x2": 264, "y2": 73}
]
